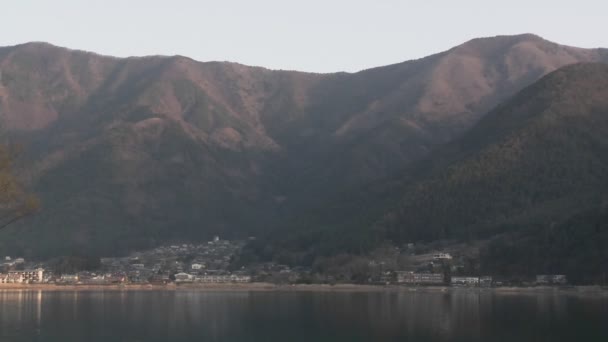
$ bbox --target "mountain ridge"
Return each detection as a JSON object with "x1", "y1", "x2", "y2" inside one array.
[
  {"x1": 2, "y1": 34, "x2": 568, "y2": 73},
  {"x1": 0, "y1": 35, "x2": 606, "y2": 257}
]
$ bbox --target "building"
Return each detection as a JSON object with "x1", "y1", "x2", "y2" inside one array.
[
  {"x1": 104, "y1": 274, "x2": 126, "y2": 284},
  {"x1": 149, "y1": 274, "x2": 171, "y2": 285},
  {"x1": 0, "y1": 273, "x2": 21, "y2": 283},
  {"x1": 174, "y1": 273, "x2": 195, "y2": 283},
  {"x1": 59, "y1": 274, "x2": 79, "y2": 283},
  {"x1": 397, "y1": 272, "x2": 444, "y2": 285},
  {"x1": 433, "y1": 253, "x2": 453, "y2": 261},
  {"x1": 536, "y1": 275, "x2": 567, "y2": 285},
  {"x1": 451, "y1": 276, "x2": 480, "y2": 287},
  {"x1": 195, "y1": 274, "x2": 251, "y2": 283},
  {"x1": 231, "y1": 274, "x2": 251, "y2": 283},
  {"x1": 191, "y1": 263, "x2": 205, "y2": 270},
  {"x1": 1, "y1": 269, "x2": 45, "y2": 283},
  {"x1": 81, "y1": 276, "x2": 107, "y2": 285},
  {"x1": 11, "y1": 269, "x2": 44, "y2": 283},
  {"x1": 1, "y1": 257, "x2": 25, "y2": 269}
]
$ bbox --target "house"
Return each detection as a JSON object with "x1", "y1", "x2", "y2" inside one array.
[
  {"x1": 433, "y1": 253, "x2": 453, "y2": 261},
  {"x1": 195, "y1": 275, "x2": 223, "y2": 283},
  {"x1": 150, "y1": 274, "x2": 171, "y2": 285},
  {"x1": 104, "y1": 273, "x2": 126, "y2": 284},
  {"x1": 191, "y1": 263, "x2": 205, "y2": 270},
  {"x1": 451, "y1": 276, "x2": 480, "y2": 287},
  {"x1": 174, "y1": 273, "x2": 195, "y2": 283},
  {"x1": 194, "y1": 274, "x2": 251, "y2": 283},
  {"x1": 397, "y1": 271, "x2": 444, "y2": 285}
]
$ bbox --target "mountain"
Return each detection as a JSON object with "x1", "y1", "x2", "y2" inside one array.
[
  {"x1": 378, "y1": 63, "x2": 608, "y2": 282},
  {"x1": 378, "y1": 63, "x2": 608, "y2": 242},
  {"x1": 0, "y1": 35, "x2": 606, "y2": 257}
]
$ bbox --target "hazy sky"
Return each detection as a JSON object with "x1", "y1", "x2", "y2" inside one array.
[{"x1": 1, "y1": 0, "x2": 606, "y2": 73}]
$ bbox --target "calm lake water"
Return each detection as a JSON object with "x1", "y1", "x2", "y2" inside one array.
[{"x1": 0, "y1": 289, "x2": 606, "y2": 341}]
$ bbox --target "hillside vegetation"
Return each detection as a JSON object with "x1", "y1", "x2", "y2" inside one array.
[{"x1": 379, "y1": 63, "x2": 608, "y2": 243}]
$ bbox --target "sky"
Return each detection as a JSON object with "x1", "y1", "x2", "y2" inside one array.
[{"x1": 1, "y1": 0, "x2": 606, "y2": 73}]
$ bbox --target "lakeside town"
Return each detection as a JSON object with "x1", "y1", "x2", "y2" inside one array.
[{"x1": 0, "y1": 236, "x2": 573, "y2": 288}]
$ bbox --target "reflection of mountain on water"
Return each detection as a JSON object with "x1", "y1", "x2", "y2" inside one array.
[{"x1": 0, "y1": 290, "x2": 606, "y2": 341}]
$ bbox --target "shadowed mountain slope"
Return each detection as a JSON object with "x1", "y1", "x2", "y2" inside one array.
[
  {"x1": 378, "y1": 63, "x2": 608, "y2": 242},
  {"x1": 254, "y1": 64, "x2": 608, "y2": 279}
]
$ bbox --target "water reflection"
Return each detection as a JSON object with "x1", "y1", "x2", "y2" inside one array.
[{"x1": 0, "y1": 289, "x2": 606, "y2": 341}]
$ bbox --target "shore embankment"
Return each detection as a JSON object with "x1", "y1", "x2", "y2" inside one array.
[{"x1": 0, "y1": 283, "x2": 606, "y2": 295}]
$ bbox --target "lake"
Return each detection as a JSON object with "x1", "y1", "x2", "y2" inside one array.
[{"x1": 0, "y1": 289, "x2": 606, "y2": 341}]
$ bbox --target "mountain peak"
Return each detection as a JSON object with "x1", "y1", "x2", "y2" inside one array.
[
  {"x1": 8, "y1": 41, "x2": 76, "y2": 54},
  {"x1": 12, "y1": 41, "x2": 60, "y2": 49},
  {"x1": 468, "y1": 33, "x2": 545, "y2": 44},
  {"x1": 3, "y1": 41, "x2": 120, "y2": 62},
  {"x1": 449, "y1": 33, "x2": 550, "y2": 55}
]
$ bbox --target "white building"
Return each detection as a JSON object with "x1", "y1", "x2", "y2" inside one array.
[
  {"x1": 174, "y1": 273, "x2": 195, "y2": 283},
  {"x1": 396, "y1": 271, "x2": 444, "y2": 285},
  {"x1": 195, "y1": 274, "x2": 251, "y2": 283},
  {"x1": 433, "y1": 253, "x2": 453, "y2": 261},
  {"x1": 1, "y1": 269, "x2": 45, "y2": 283},
  {"x1": 451, "y1": 276, "x2": 479, "y2": 286}
]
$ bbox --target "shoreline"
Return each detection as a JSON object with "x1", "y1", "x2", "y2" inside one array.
[{"x1": 0, "y1": 283, "x2": 606, "y2": 295}]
